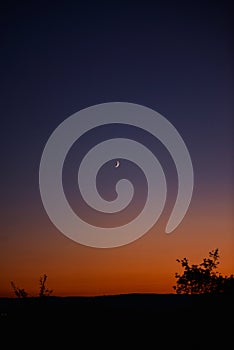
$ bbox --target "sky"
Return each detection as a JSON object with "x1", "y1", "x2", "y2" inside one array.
[{"x1": 1, "y1": 0, "x2": 233, "y2": 297}]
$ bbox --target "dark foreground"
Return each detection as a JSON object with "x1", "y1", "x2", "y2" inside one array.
[
  {"x1": 1, "y1": 293, "x2": 233, "y2": 347},
  {"x1": 0, "y1": 293, "x2": 233, "y2": 322}
]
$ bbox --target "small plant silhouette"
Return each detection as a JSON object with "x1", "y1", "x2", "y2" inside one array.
[
  {"x1": 173, "y1": 248, "x2": 234, "y2": 294},
  {"x1": 10, "y1": 274, "x2": 53, "y2": 298},
  {"x1": 39, "y1": 274, "x2": 53, "y2": 297},
  {"x1": 10, "y1": 281, "x2": 28, "y2": 298}
]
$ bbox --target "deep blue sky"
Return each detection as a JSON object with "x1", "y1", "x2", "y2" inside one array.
[{"x1": 1, "y1": 0, "x2": 233, "y2": 231}]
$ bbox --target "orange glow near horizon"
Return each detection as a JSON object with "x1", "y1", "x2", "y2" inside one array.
[{"x1": 1, "y1": 194, "x2": 233, "y2": 298}]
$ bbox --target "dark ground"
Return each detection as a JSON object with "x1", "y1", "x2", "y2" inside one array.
[
  {"x1": 1, "y1": 293, "x2": 233, "y2": 320},
  {"x1": 1, "y1": 293, "x2": 233, "y2": 346}
]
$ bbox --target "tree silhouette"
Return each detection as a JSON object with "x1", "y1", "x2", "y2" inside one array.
[{"x1": 173, "y1": 248, "x2": 234, "y2": 294}]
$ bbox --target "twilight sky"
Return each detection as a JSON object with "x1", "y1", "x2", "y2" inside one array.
[{"x1": 1, "y1": 0, "x2": 233, "y2": 296}]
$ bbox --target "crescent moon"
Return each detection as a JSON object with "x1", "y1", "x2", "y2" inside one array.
[{"x1": 115, "y1": 160, "x2": 120, "y2": 168}]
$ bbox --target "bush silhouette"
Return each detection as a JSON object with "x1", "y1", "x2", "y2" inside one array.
[{"x1": 173, "y1": 248, "x2": 234, "y2": 294}]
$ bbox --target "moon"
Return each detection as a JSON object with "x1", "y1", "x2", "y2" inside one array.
[{"x1": 115, "y1": 160, "x2": 120, "y2": 168}]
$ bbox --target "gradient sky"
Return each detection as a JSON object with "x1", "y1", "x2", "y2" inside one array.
[{"x1": 1, "y1": 0, "x2": 233, "y2": 297}]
